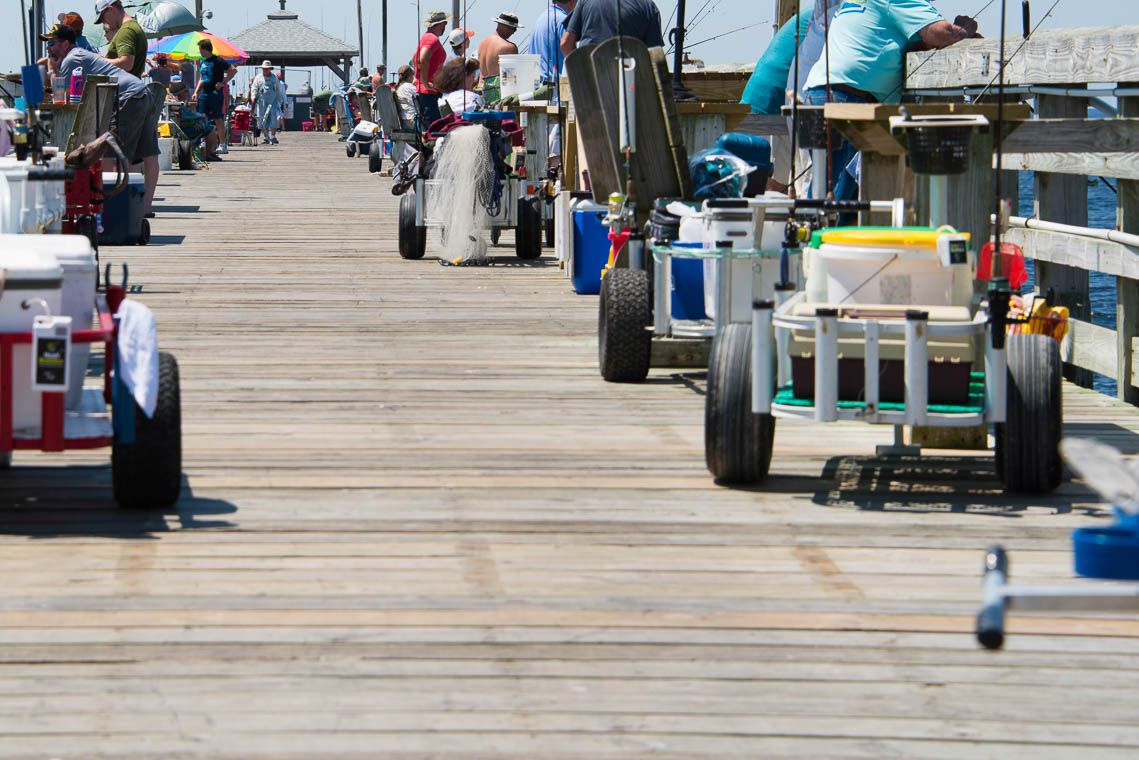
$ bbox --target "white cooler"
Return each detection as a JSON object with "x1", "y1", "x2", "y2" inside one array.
[
  {"x1": 0, "y1": 155, "x2": 67, "y2": 234},
  {"x1": 0, "y1": 247, "x2": 63, "y2": 435},
  {"x1": 1, "y1": 235, "x2": 98, "y2": 408}
]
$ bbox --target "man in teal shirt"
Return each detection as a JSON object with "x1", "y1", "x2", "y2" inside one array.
[{"x1": 802, "y1": 0, "x2": 978, "y2": 198}]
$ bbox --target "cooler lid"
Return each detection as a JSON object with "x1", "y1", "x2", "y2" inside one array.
[
  {"x1": 809, "y1": 226, "x2": 971, "y2": 250},
  {"x1": 0, "y1": 248, "x2": 63, "y2": 289},
  {"x1": 0, "y1": 233, "x2": 95, "y2": 268}
]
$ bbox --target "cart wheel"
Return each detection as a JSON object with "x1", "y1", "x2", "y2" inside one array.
[
  {"x1": 346, "y1": 141, "x2": 357, "y2": 158},
  {"x1": 1002, "y1": 333, "x2": 1063, "y2": 493},
  {"x1": 137, "y1": 218, "x2": 150, "y2": 246},
  {"x1": 706, "y1": 322, "x2": 776, "y2": 484},
  {"x1": 368, "y1": 140, "x2": 383, "y2": 173},
  {"x1": 490, "y1": 228, "x2": 502, "y2": 246},
  {"x1": 176, "y1": 139, "x2": 193, "y2": 170},
  {"x1": 598, "y1": 268, "x2": 651, "y2": 383},
  {"x1": 545, "y1": 216, "x2": 555, "y2": 248},
  {"x1": 515, "y1": 196, "x2": 542, "y2": 260},
  {"x1": 112, "y1": 352, "x2": 182, "y2": 509},
  {"x1": 398, "y1": 192, "x2": 427, "y2": 260}
]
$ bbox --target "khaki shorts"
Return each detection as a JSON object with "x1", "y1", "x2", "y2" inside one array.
[{"x1": 113, "y1": 90, "x2": 160, "y2": 164}]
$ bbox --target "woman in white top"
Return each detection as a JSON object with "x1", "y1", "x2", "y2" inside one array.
[
  {"x1": 435, "y1": 57, "x2": 483, "y2": 115},
  {"x1": 395, "y1": 64, "x2": 417, "y2": 126}
]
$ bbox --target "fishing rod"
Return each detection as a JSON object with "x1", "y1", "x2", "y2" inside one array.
[
  {"x1": 670, "y1": 0, "x2": 696, "y2": 101},
  {"x1": 684, "y1": 20, "x2": 769, "y2": 51},
  {"x1": 993, "y1": 0, "x2": 1008, "y2": 278},
  {"x1": 976, "y1": 0, "x2": 1062, "y2": 102}
]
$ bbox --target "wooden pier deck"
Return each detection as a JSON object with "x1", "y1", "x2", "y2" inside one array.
[{"x1": 5, "y1": 133, "x2": 1139, "y2": 757}]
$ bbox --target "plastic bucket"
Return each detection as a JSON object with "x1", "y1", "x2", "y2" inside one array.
[
  {"x1": 498, "y1": 54, "x2": 542, "y2": 100},
  {"x1": 570, "y1": 200, "x2": 609, "y2": 295},
  {"x1": 814, "y1": 243, "x2": 954, "y2": 306},
  {"x1": 1073, "y1": 522, "x2": 1139, "y2": 580},
  {"x1": 670, "y1": 246, "x2": 705, "y2": 320}
]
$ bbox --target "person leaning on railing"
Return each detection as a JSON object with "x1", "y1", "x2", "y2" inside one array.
[{"x1": 802, "y1": 0, "x2": 981, "y2": 201}]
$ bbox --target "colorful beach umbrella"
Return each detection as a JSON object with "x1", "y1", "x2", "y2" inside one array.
[{"x1": 148, "y1": 31, "x2": 249, "y2": 63}]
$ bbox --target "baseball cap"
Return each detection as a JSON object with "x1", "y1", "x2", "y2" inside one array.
[
  {"x1": 447, "y1": 28, "x2": 474, "y2": 47},
  {"x1": 93, "y1": 0, "x2": 119, "y2": 24},
  {"x1": 40, "y1": 23, "x2": 77, "y2": 43}
]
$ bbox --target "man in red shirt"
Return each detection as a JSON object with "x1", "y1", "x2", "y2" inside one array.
[{"x1": 414, "y1": 9, "x2": 449, "y2": 126}]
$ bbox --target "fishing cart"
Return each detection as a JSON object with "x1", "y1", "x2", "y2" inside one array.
[
  {"x1": 704, "y1": 108, "x2": 1065, "y2": 494},
  {"x1": 396, "y1": 110, "x2": 543, "y2": 262}
]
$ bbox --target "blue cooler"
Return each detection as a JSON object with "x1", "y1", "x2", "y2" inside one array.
[
  {"x1": 570, "y1": 198, "x2": 610, "y2": 295},
  {"x1": 715, "y1": 133, "x2": 774, "y2": 197},
  {"x1": 670, "y1": 245, "x2": 706, "y2": 320},
  {"x1": 100, "y1": 171, "x2": 147, "y2": 245}
]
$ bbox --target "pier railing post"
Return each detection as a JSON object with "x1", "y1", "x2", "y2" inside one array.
[
  {"x1": 1118, "y1": 85, "x2": 1139, "y2": 406},
  {"x1": 1034, "y1": 90, "x2": 1093, "y2": 388}
]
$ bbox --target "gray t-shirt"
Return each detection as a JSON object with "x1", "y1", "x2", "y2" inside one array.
[
  {"x1": 565, "y1": 0, "x2": 665, "y2": 48},
  {"x1": 57, "y1": 47, "x2": 147, "y2": 100}
]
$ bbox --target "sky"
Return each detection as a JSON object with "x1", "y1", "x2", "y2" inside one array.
[{"x1": 1, "y1": 0, "x2": 1126, "y2": 92}]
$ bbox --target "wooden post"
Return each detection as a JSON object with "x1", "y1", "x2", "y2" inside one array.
[
  {"x1": 1118, "y1": 86, "x2": 1139, "y2": 405},
  {"x1": 1034, "y1": 92, "x2": 1092, "y2": 388},
  {"x1": 776, "y1": 0, "x2": 798, "y2": 28}
]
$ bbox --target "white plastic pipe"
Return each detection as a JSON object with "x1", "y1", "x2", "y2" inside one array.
[
  {"x1": 904, "y1": 311, "x2": 929, "y2": 426},
  {"x1": 814, "y1": 309, "x2": 838, "y2": 422},
  {"x1": 864, "y1": 319, "x2": 880, "y2": 424},
  {"x1": 774, "y1": 284, "x2": 795, "y2": 388},
  {"x1": 810, "y1": 148, "x2": 827, "y2": 201},
  {"x1": 929, "y1": 175, "x2": 949, "y2": 229},
  {"x1": 752, "y1": 301, "x2": 774, "y2": 414},
  {"x1": 714, "y1": 252, "x2": 731, "y2": 335},
  {"x1": 1004, "y1": 215, "x2": 1139, "y2": 249},
  {"x1": 654, "y1": 250, "x2": 670, "y2": 336},
  {"x1": 986, "y1": 338, "x2": 1007, "y2": 424}
]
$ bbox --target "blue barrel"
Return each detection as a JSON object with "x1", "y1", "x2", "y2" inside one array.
[
  {"x1": 571, "y1": 199, "x2": 610, "y2": 295},
  {"x1": 670, "y1": 244, "x2": 706, "y2": 320}
]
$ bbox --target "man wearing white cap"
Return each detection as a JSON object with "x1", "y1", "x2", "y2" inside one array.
[
  {"x1": 251, "y1": 60, "x2": 285, "y2": 145},
  {"x1": 477, "y1": 11, "x2": 522, "y2": 104},
  {"x1": 446, "y1": 27, "x2": 473, "y2": 59}
]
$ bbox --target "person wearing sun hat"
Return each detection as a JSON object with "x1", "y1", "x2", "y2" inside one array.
[
  {"x1": 251, "y1": 59, "x2": 285, "y2": 145},
  {"x1": 413, "y1": 9, "x2": 449, "y2": 125},
  {"x1": 477, "y1": 11, "x2": 522, "y2": 105}
]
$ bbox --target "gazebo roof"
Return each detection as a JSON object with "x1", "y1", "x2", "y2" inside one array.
[{"x1": 229, "y1": 1, "x2": 358, "y2": 60}]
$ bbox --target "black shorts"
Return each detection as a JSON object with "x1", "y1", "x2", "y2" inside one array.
[{"x1": 113, "y1": 90, "x2": 160, "y2": 163}]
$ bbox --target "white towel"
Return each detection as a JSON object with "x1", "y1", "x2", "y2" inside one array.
[{"x1": 115, "y1": 299, "x2": 159, "y2": 418}]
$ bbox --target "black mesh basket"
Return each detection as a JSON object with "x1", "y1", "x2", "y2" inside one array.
[
  {"x1": 904, "y1": 124, "x2": 974, "y2": 175},
  {"x1": 795, "y1": 106, "x2": 834, "y2": 151}
]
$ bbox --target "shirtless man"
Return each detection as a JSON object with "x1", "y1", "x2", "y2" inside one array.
[{"x1": 476, "y1": 11, "x2": 522, "y2": 104}]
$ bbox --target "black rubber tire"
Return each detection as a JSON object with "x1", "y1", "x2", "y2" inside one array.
[
  {"x1": 544, "y1": 216, "x2": 555, "y2": 248},
  {"x1": 1002, "y1": 333, "x2": 1063, "y2": 493},
  {"x1": 176, "y1": 139, "x2": 193, "y2": 170},
  {"x1": 368, "y1": 140, "x2": 383, "y2": 173},
  {"x1": 137, "y1": 217, "x2": 150, "y2": 245},
  {"x1": 705, "y1": 322, "x2": 776, "y2": 484},
  {"x1": 598, "y1": 268, "x2": 652, "y2": 383},
  {"x1": 490, "y1": 228, "x2": 501, "y2": 246},
  {"x1": 398, "y1": 192, "x2": 427, "y2": 260},
  {"x1": 515, "y1": 196, "x2": 542, "y2": 260},
  {"x1": 112, "y1": 352, "x2": 182, "y2": 509},
  {"x1": 346, "y1": 142, "x2": 357, "y2": 158}
]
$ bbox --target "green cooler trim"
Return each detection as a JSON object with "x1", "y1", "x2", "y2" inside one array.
[{"x1": 772, "y1": 372, "x2": 986, "y2": 414}]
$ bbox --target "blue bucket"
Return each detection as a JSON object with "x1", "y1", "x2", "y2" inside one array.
[
  {"x1": 571, "y1": 201, "x2": 610, "y2": 295},
  {"x1": 670, "y1": 244, "x2": 705, "y2": 320},
  {"x1": 1073, "y1": 512, "x2": 1139, "y2": 580}
]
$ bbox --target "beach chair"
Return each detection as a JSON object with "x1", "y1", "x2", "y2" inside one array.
[
  {"x1": 332, "y1": 92, "x2": 353, "y2": 140},
  {"x1": 372, "y1": 87, "x2": 419, "y2": 175}
]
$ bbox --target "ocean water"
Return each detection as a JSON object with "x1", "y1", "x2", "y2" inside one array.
[{"x1": 1017, "y1": 171, "x2": 1119, "y2": 397}]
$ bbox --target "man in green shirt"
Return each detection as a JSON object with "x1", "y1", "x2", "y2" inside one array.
[
  {"x1": 95, "y1": 0, "x2": 159, "y2": 216},
  {"x1": 96, "y1": 0, "x2": 147, "y2": 78}
]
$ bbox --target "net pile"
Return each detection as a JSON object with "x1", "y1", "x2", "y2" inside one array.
[{"x1": 427, "y1": 125, "x2": 494, "y2": 263}]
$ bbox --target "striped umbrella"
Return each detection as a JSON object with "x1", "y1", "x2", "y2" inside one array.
[{"x1": 147, "y1": 31, "x2": 249, "y2": 63}]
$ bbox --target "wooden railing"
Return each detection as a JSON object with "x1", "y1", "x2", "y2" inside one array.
[{"x1": 906, "y1": 25, "x2": 1139, "y2": 405}]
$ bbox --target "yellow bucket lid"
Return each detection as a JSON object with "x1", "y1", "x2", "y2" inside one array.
[{"x1": 818, "y1": 227, "x2": 970, "y2": 250}]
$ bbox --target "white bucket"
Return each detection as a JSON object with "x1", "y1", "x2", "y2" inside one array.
[
  {"x1": 810, "y1": 243, "x2": 955, "y2": 305},
  {"x1": 498, "y1": 54, "x2": 542, "y2": 100},
  {"x1": 0, "y1": 156, "x2": 68, "y2": 234},
  {"x1": 703, "y1": 219, "x2": 789, "y2": 323},
  {"x1": 157, "y1": 137, "x2": 174, "y2": 172}
]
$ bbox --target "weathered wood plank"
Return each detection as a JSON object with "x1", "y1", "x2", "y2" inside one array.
[
  {"x1": 907, "y1": 26, "x2": 1139, "y2": 89},
  {"x1": 1001, "y1": 226, "x2": 1139, "y2": 281},
  {"x1": 1061, "y1": 318, "x2": 1120, "y2": 382},
  {"x1": 1000, "y1": 151, "x2": 1139, "y2": 181},
  {"x1": 1002, "y1": 118, "x2": 1139, "y2": 154}
]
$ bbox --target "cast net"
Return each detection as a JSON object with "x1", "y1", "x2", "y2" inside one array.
[{"x1": 427, "y1": 124, "x2": 494, "y2": 263}]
